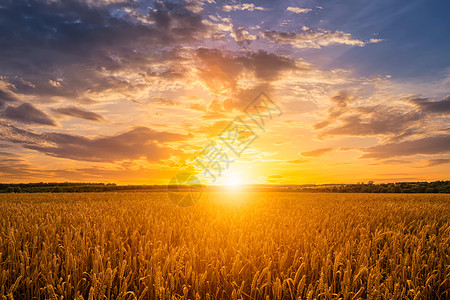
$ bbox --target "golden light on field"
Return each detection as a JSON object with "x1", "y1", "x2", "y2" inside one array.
[{"x1": 1, "y1": 192, "x2": 449, "y2": 298}]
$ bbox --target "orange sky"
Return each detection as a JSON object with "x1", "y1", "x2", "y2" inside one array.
[{"x1": 0, "y1": 0, "x2": 449, "y2": 185}]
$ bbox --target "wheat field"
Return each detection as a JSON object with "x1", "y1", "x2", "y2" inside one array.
[{"x1": 0, "y1": 192, "x2": 449, "y2": 299}]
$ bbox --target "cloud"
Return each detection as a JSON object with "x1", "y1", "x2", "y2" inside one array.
[
  {"x1": 314, "y1": 92, "x2": 350, "y2": 129},
  {"x1": 232, "y1": 27, "x2": 258, "y2": 46},
  {"x1": 423, "y1": 158, "x2": 450, "y2": 167},
  {"x1": 1, "y1": 125, "x2": 187, "y2": 163},
  {"x1": 286, "y1": 7, "x2": 312, "y2": 14},
  {"x1": 369, "y1": 159, "x2": 410, "y2": 165},
  {"x1": 0, "y1": 153, "x2": 176, "y2": 183},
  {"x1": 282, "y1": 99, "x2": 318, "y2": 114},
  {"x1": 222, "y1": 3, "x2": 266, "y2": 12},
  {"x1": 196, "y1": 48, "x2": 244, "y2": 93},
  {"x1": 48, "y1": 80, "x2": 62, "y2": 88},
  {"x1": 287, "y1": 159, "x2": 309, "y2": 163},
  {"x1": 301, "y1": 147, "x2": 334, "y2": 157},
  {"x1": 0, "y1": 123, "x2": 44, "y2": 145},
  {"x1": 196, "y1": 48, "x2": 298, "y2": 94},
  {"x1": 0, "y1": 157, "x2": 46, "y2": 179},
  {"x1": 0, "y1": 151, "x2": 18, "y2": 157},
  {"x1": 361, "y1": 135, "x2": 450, "y2": 159},
  {"x1": 52, "y1": 106, "x2": 106, "y2": 122},
  {"x1": 0, "y1": 88, "x2": 17, "y2": 108},
  {"x1": 222, "y1": 83, "x2": 274, "y2": 113},
  {"x1": 322, "y1": 111, "x2": 423, "y2": 137},
  {"x1": 263, "y1": 29, "x2": 381, "y2": 49},
  {"x1": 409, "y1": 95, "x2": 450, "y2": 113},
  {"x1": 315, "y1": 92, "x2": 425, "y2": 139},
  {"x1": 3, "y1": 103, "x2": 57, "y2": 126},
  {"x1": 0, "y1": 0, "x2": 211, "y2": 101},
  {"x1": 242, "y1": 51, "x2": 299, "y2": 81}
]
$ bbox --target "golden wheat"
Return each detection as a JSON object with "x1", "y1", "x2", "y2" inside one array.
[{"x1": 0, "y1": 192, "x2": 449, "y2": 299}]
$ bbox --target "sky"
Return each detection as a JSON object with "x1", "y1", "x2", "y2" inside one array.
[{"x1": 0, "y1": 0, "x2": 449, "y2": 185}]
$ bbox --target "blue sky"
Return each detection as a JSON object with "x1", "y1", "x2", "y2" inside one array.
[
  {"x1": 324, "y1": 0, "x2": 450, "y2": 78},
  {"x1": 206, "y1": 0, "x2": 450, "y2": 79}
]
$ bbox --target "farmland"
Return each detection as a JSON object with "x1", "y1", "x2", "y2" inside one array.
[{"x1": 0, "y1": 192, "x2": 449, "y2": 299}]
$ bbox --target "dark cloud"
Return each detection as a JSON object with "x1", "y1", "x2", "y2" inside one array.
[
  {"x1": 196, "y1": 83, "x2": 277, "y2": 118},
  {"x1": 3, "y1": 103, "x2": 57, "y2": 126},
  {"x1": 323, "y1": 111, "x2": 422, "y2": 137},
  {"x1": 409, "y1": 95, "x2": 450, "y2": 113},
  {"x1": 423, "y1": 158, "x2": 450, "y2": 167},
  {"x1": 301, "y1": 147, "x2": 334, "y2": 157},
  {"x1": 196, "y1": 48, "x2": 298, "y2": 94},
  {"x1": 0, "y1": 88, "x2": 17, "y2": 108},
  {"x1": 232, "y1": 27, "x2": 258, "y2": 46},
  {"x1": 313, "y1": 92, "x2": 351, "y2": 130},
  {"x1": 52, "y1": 106, "x2": 106, "y2": 122},
  {"x1": 241, "y1": 50, "x2": 299, "y2": 81},
  {"x1": 0, "y1": 0, "x2": 210, "y2": 100},
  {"x1": 26, "y1": 126, "x2": 185, "y2": 162},
  {"x1": 315, "y1": 91, "x2": 425, "y2": 139},
  {"x1": 0, "y1": 0, "x2": 208, "y2": 69},
  {"x1": 0, "y1": 123, "x2": 44, "y2": 145},
  {"x1": 361, "y1": 135, "x2": 450, "y2": 159},
  {"x1": 0, "y1": 151, "x2": 18, "y2": 157},
  {"x1": 0, "y1": 123, "x2": 186, "y2": 162}
]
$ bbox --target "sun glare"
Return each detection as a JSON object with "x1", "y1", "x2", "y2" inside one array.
[{"x1": 223, "y1": 172, "x2": 243, "y2": 189}]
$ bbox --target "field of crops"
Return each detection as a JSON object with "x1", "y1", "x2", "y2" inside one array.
[{"x1": 0, "y1": 192, "x2": 449, "y2": 299}]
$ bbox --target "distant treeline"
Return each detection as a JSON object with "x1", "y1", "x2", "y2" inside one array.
[
  {"x1": 0, "y1": 182, "x2": 161, "y2": 193},
  {"x1": 0, "y1": 181, "x2": 449, "y2": 193},
  {"x1": 298, "y1": 181, "x2": 450, "y2": 193}
]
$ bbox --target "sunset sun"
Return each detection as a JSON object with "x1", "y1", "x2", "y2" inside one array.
[{"x1": 223, "y1": 172, "x2": 244, "y2": 189}]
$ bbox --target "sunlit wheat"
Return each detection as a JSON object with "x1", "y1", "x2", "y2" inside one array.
[{"x1": 0, "y1": 193, "x2": 449, "y2": 299}]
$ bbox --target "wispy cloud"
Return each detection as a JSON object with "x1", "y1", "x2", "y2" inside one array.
[
  {"x1": 232, "y1": 27, "x2": 258, "y2": 46},
  {"x1": 409, "y1": 95, "x2": 450, "y2": 113},
  {"x1": 222, "y1": 3, "x2": 266, "y2": 12},
  {"x1": 263, "y1": 29, "x2": 380, "y2": 49},
  {"x1": 196, "y1": 48, "x2": 298, "y2": 95},
  {"x1": 52, "y1": 106, "x2": 106, "y2": 122},
  {"x1": 314, "y1": 92, "x2": 425, "y2": 140},
  {"x1": 423, "y1": 158, "x2": 450, "y2": 167},
  {"x1": 286, "y1": 7, "x2": 311, "y2": 14},
  {"x1": 0, "y1": 124, "x2": 187, "y2": 163},
  {"x1": 361, "y1": 135, "x2": 450, "y2": 159},
  {"x1": 0, "y1": 88, "x2": 17, "y2": 108},
  {"x1": 3, "y1": 103, "x2": 56, "y2": 126},
  {"x1": 301, "y1": 148, "x2": 334, "y2": 157}
]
